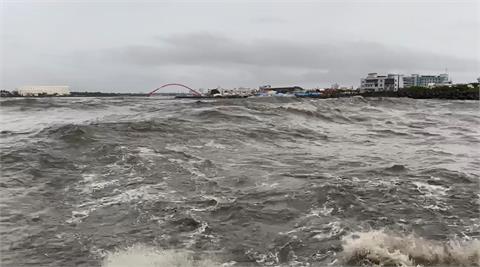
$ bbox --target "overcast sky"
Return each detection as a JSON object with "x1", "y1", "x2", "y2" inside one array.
[{"x1": 1, "y1": 0, "x2": 479, "y2": 92}]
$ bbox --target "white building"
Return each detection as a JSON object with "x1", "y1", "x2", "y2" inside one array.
[
  {"x1": 360, "y1": 73, "x2": 403, "y2": 92},
  {"x1": 403, "y1": 74, "x2": 450, "y2": 88},
  {"x1": 16, "y1": 86, "x2": 70, "y2": 96}
]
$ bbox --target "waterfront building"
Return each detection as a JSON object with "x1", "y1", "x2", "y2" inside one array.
[
  {"x1": 360, "y1": 73, "x2": 403, "y2": 92},
  {"x1": 259, "y1": 86, "x2": 304, "y2": 94},
  {"x1": 403, "y1": 74, "x2": 450, "y2": 88},
  {"x1": 16, "y1": 86, "x2": 70, "y2": 96}
]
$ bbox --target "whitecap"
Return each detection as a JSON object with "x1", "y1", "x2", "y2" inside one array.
[
  {"x1": 101, "y1": 244, "x2": 222, "y2": 267},
  {"x1": 204, "y1": 140, "x2": 226, "y2": 149},
  {"x1": 412, "y1": 181, "x2": 448, "y2": 198},
  {"x1": 341, "y1": 230, "x2": 480, "y2": 266}
]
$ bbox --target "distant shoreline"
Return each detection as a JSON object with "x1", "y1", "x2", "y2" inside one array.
[
  {"x1": 361, "y1": 84, "x2": 479, "y2": 100},
  {"x1": 0, "y1": 91, "x2": 150, "y2": 98},
  {"x1": 1, "y1": 84, "x2": 478, "y2": 100}
]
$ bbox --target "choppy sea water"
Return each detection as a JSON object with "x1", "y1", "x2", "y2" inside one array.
[{"x1": 1, "y1": 96, "x2": 479, "y2": 267}]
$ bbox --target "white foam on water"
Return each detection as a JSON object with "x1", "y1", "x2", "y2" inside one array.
[
  {"x1": 245, "y1": 249, "x2": 279, "y2": 266},
  {"x1": 79, "y1": 173, "x2": 123, "y2": 195},
  {"x1": 184, "y1": 221, "x2": 219, "y2": 249},
  {"x1": 412, "y1": 181, "x2": 448, "y2": 198},
  {"x1": 341, "y1": 230, "x2": 480, "y2": 266},
  {"x1": 82, "y1": 173, "x2": 96, "y2": 183},
  {"x1": 312, "y1": 221, "x2": 345, "y2": 241},
  {"x1": 204, "y1": 140, "x2": 226, "y2": 149},
  {"x1": 279, "y1": 226, "x2": 308, "y2": 236},
  {"x1": 66, "y1": 183, "x2": 177, "y2": 224},
  {"x1": 101, "y1": 244, "x2": 222, "y2": 267},
  {"x1": 282, "y1": 102, "x2": 318, "y2": 113},
  {"x1": 256, "y1": 181, "x2": 280, "y2": 189},
  {"x1": 307, "y1": 204, "x2": 334, "y2": 217},
  {"x1": 189, "y1": 195, "x2": 236, "y2": 212},
  {"x1": 168, "y1": 158, "x2": 183, "y2": 164},
  {"x1": 167, "y1": 156, "x2": 210, "y2": 180},
  {"x1": 136, "y1": 146, "x2": 164, "y2": 165},
  {"x1": 422, "y1": 204, "x2": 449, "y2": 211},
  {"x1": 136, "y1": 146, "x2": 157, "y2": 156},
  {"x1": 65, "y1": 210, "x2": 91, "y2": 224},
  {"x1": 165, "y1": 144, "x2": 190, "y2": 153}
]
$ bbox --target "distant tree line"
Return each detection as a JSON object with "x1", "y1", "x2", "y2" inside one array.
[
  {"x1": 69, "y1": 91, "x2": 148, "y2": 97},
  {"x1": 360, "y1": 83, "x2": 479, "y2": 100},
  {"x1": 0, "y1": 90, "x2": 149, "y2": 97}
]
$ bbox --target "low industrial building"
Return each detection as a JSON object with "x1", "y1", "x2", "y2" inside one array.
[
  {"x1": 360, "y1": 73, "x2": 403, "y2": 92},
  {"x1": 403, "y1": 74, "x2": 450, "y2": 88},
  {"x1": 16, "y1": 86, "x2": 70, "y2": 96}
]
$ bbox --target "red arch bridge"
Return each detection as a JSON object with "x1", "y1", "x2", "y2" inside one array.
[{"x1": 148, "y1": 83, "x2": 201, "y2": 96}]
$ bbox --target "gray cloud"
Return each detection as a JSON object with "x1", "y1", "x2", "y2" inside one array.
[
  {"x1": 3, "y1": 1, "x2": 479, "y2": 91},
  {"x1": 104, "y1": 33, "x2": 478, "y2": 87},
  {"x1": 250, "y1": 17, "x2": 288, "y2": 24}
]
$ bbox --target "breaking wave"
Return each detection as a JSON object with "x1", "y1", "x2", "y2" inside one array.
[
  {"x1": 101, "y1": 230, "x2": 480, "y2": 267},
  {"x1": 101, "y1": 245, "x2": 222, "y2": 267},
  {"x1": 341, "y1": 230, "x2": 480, "y2": 267}
]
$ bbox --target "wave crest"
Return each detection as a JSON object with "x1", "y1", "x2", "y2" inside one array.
[
  {"x1": 341, "y1": 230, "x2": 480, "y2": 266},
  {"x1": 102, "y1": 244, "x2": 222, "y2": 267}
]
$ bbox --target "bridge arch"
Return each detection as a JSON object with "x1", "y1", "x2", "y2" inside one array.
[{"x1": 148, "y1": 83, "x2": 201, "y2": 96}]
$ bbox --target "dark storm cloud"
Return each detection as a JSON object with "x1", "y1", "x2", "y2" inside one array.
[{"x1": 107, "y1": 33, "x2": 478, "y2": 85}]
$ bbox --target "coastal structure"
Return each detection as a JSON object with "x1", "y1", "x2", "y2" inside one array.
[
  {"x1": 16, "y1": 86, "x2": 70, "y2": 96},
  {"x1": 148, "y1": 83, "x2": 201, "y2": 96},
  {"x1": 403, "y1": 74, "x2": 450, "y2": 88},
  {"x1": 360, "y1": 73, "x2": 403, "y2": 92},
  {"x1": 260, "y1": 86, "x2": 304, "y2": 94}
]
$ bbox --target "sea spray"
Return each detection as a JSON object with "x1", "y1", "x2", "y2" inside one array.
[
  {"x1": 341, "y1": 230, "x2": 480, "y2": 266},
  {"x1": 102, "y1": 244, "x2": 222, "y2": 267}
]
